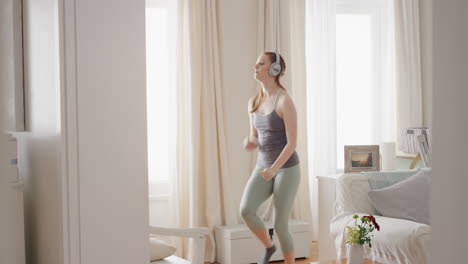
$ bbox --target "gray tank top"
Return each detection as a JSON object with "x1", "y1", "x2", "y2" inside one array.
[{"x1": 254, "y1": 90, "x2": 300, "y2": 169}]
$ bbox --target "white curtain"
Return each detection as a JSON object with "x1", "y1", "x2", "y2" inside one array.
[
  {"x1": 305, "y1": 0, "x2": 397, "y2": 239},
  {"x1": 286, "y1": 0, "x2": 313, "y2": 228},
  {"x1": 173, "y1": 0, "x2": 235, "y2": 261},
  {"x1": 394, "y1": 0, "x2": 423, "y2": 148},
  {"x1": 305, "y1": 0, "x2": 338, "y2": 240},
  {"x1": 253, "y1": 0, "x2": 312, "y2": 229}
]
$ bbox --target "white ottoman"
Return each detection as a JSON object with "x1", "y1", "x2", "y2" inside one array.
[{"x1": 215, "y1": 220, "x2": 311, "y2": 264}]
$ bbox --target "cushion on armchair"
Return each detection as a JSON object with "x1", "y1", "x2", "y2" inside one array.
[
  {"x1": 149, "y1": 237, "x2": 176, "y2": 261},
  {"x1": 335, "y1": 173, "x2": 378, "y2": 216},
  {"x1": 364, "y1": 169, "x2": 420, "y2": 190},
  {"x1": 368, "y1": 170, "x2": 431, "y2": 224}
]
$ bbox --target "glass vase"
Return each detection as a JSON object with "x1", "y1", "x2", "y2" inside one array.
[{"x1": 347, "y1": 244, "x2": 364, "y2": 264}]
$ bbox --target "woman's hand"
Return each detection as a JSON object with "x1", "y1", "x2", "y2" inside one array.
[
  {"x1": 260, "y1": 167, "x2": 280, "y2": 181},
  {"x1": 243, "y1": 136, "x2": 258, "y2": 151}
]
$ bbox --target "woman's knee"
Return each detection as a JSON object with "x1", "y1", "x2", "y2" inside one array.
[
  {"x1": 274, "y1": 221, "x2": 289, "y2": 236},
  {"x1": 239, "y1": 205, "x2": 254, "y2": 220}
]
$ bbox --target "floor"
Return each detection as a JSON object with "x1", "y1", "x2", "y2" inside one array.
[{"x1": 211, "y1": 241, "x2": 380, "y2": 264}]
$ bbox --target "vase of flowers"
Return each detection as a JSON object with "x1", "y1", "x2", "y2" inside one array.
[
  {"x1": 347, "y1": 244, "x2": 364, "y2": 264},
  {"x1": 345, "y1": 215, "x2": 380, "y2": 264}
]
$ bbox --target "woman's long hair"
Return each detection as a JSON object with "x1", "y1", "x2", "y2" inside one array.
[{"x1": 250, "y1": 52, "x2": 287, "y2": 113}]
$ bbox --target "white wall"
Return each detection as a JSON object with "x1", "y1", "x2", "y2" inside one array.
[
  {"x1": 20, "y1": 0, "x2": 63, "y2": 264},
  {"x1": 431, "y1": 0, "x2": 468, "y2": 263},
  {"x1": 64, "y1": 0, "x2": 150, "y2": 263}
]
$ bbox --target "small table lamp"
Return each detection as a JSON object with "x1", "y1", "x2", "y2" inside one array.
[{"x1": 398, "y1": 127, "x2": 432, "y2": 169}]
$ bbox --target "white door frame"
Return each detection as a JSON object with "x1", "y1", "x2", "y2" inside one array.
[{"x1": 58, "y1": 0, "x2": 80, "y2": 263}]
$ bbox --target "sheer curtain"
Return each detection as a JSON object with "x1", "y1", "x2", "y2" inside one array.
[
  {"x1": 305, "y1": 0, "x2": 338, "y2": 240},
  {"x1": 172, "y1": 0, "x2": 235, "y2": 261},
  {"x1": 286, "y1": 0, "x2": 313, "y2": 228},
  {"x1": 394, "y1": 0, "x2": 423, "y2": 147},
  {"x1": 305, "y1": 0, "x2": 396, "y2": 239}
]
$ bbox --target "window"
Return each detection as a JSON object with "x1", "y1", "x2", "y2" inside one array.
[
  {"x1": 305, "y1": 0, "x2": 395, "y2": 172},
  {"x1": 145, "y1": 0, "x2": 177, "y2": 198},
  {"x1": 335, "y1": 0, "x2": 395, "y2": 169}
]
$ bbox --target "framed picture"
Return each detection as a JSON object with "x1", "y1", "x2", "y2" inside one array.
[
  {"x1": 344, "y1": 145, "x2": 380, "y2": 173},
  {"x1": 417, "y1": 134, "x2": 432, "y2": 167}
]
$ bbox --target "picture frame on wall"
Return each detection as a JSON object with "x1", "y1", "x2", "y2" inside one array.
[{"x1": 344, "y1": 145, "x2": 380, "y2": 173}]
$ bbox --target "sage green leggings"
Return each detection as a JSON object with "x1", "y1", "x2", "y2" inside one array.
[{"x1": 239, "y1": 164, "x2": 301, "y2": 254}]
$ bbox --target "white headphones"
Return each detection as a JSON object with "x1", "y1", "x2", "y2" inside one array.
[{"x1": 269, "y1": 51, "x2": 282, "y2": 77}]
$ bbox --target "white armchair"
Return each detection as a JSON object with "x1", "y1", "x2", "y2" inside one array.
[
  {"x1": 330, "y1": 172, "x2": 432, "y2": 264},
  {"x1": 149, "y1": 226, "x2": 210, "y2": 264}
]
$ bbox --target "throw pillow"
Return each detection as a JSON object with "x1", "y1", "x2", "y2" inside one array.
[
  {"x1": 365, "y1": 169, "x2": 420, "y2": 190},
  {"x1": 368, "y1": 170, "x2": 431, "y2": 224},
  {"x1": 149, "y1": 237, "x2": 176, "y2": 261}
]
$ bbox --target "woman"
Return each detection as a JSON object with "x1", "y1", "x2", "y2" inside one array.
[{"x1": 240, "y1": 51, "x2": 300, "y2": 264}]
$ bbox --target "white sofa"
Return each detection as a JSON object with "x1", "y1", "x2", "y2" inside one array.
[{"x1": 330, "y1": 171, "x2": 432, "y2": 264}]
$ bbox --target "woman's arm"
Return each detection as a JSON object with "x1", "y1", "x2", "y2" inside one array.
[
  {"x1": 243, "y1": 97, "x2": 258, "y2": 151},
  {"x1": 260, "y1": 93, "x2": 297, "y2": 180}
]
